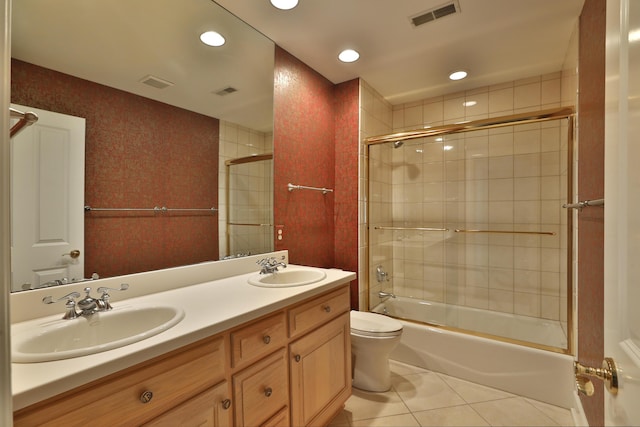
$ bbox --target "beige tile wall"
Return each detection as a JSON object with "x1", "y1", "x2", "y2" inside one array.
[
  {"x1": 360, "y1": 71, "x2": 576, "y2": 329},
  {"x1": 218, "y1": 121, "x2": 273, "y2": 258}
]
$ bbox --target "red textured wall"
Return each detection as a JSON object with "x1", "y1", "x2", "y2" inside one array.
[
  {"x1": 11, "y1": 59, "x2": 219, "y2": 279},
  {"x1": 273, "y1": 47, "x2": 336, "y2": 267},
  {"x1": 273, "y1": 47, "x2": 360, "y2": 306},
  {"x1": 577, "y1": 0, "x2": 606, "y2": 425},
  {"x1": 333, "y1": 79, "x2": 360, "y2": 307}
]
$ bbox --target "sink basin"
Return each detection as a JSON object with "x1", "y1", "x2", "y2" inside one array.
[
  {"x1": 248, "y1": 267, "x2": 327, "y2": 288},
  {"x1": 12, "y1": 304, "x2": 184, "y2": 363}
]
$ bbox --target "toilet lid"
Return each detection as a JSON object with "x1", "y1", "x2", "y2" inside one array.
[{"x1": 350, "y1": 310, "x2": 403, "y2": 334}]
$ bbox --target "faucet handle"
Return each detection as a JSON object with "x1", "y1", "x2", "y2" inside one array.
[
  {"x1": 42, "y1": 291, "x2": 81, "y2": 305},
  {"x1": 257, "y1": 257, "x2": 273, "y2": 266},
  {"x1": 42, "y1": 291, "x2": 81, "y2": 319},
  {"x1": 96, "y1": 283, "x2": 129, "y2": 294},
  {"x1": 96, "y1": 283, "x2": 129, "y2": 310}
]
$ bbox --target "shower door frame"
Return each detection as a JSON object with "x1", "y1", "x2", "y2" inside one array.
[
  {"x1": 224, "y1": 153, "x2": 274, "y2": 257},
  {"x1": 363, "y1": 106, "x2": 576, "y2": 355}
]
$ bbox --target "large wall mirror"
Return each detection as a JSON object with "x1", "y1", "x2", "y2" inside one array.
[{"x1": 10, "y1": 0, "x2": 275, "y2": 292}]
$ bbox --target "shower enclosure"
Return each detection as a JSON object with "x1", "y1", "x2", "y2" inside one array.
[
  {"x1": 366, "y1": 107, "x2": 574, "y2": 353},
  {"x1": 224, "y1": 153, "x2": 274, "y2": 258}
]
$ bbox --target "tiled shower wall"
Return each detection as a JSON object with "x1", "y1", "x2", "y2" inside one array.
[
  {"x1": 361, "y1": 70, "x2": 578, "y2": 328},
  {"x1": 218, "y1": 121, "x2": 273, "y2": 258}
]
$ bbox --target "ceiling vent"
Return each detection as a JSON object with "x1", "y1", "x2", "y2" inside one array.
[
  {"x1": 139, "y1": 75, "x2": 174, "y2": 89},
  {"x1": 410, "y1": 1, "x2": 460, "y2": 27},
  {"x1": 214, "y1": 86, "x2": 238, "y2": 96}
]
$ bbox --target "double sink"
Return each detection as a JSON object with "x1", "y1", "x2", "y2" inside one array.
[{"x1": 11, "y1": 266, "x2": 326, "y2": 363}]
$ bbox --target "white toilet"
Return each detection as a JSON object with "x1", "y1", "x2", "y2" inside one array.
[{"x1": 350, "y1": 310, "x2": 403, "y2": 392}]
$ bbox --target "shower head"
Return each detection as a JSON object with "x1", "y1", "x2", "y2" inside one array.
[{"x1": 393, "y1": 140, "x2": 404, "y2": 148}]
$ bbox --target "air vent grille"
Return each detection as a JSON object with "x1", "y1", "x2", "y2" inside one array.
[
  {"x1": 215, "y1": 87, "x2": 238, "y2": 96},
  {"x1": 139, "y1": 75, "x2": 174, "y2": 89},
  {"x1": 411, "y1": 1, "x2": 460, "y2": 27}
]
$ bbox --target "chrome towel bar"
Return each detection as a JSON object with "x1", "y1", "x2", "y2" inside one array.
[
  {"x1": 10, "y1": 107, "x2": 39, "y2": 138},
  {"x1": 372, "y1": 226, "x2": 555, "y2": 236},
  {"x1": 287, "y1": 183, "x2": 333, "y2": 194},
  {"x1": 562, "y1": 199, "x2": 604, "y2": 210},
  {"x1": 84, "y1": 206, "x2": 217, "y2": 213}
]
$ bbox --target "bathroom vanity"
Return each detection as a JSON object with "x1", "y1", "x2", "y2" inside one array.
[{"x1": 11, "y1": 252, "x2": 355, "y2": 426}]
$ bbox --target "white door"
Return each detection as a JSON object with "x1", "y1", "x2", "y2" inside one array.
[
  {"x1": 604, "y1": 0, "x2": 640, "y2": 424},
  {"x1": 10, "y1": 104, "x2": 85, "y2": 291}
]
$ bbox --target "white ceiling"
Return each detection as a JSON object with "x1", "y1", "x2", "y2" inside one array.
[
  {"x1": 11, "y1": 0, "x2": 585, "y2": 132},
  {"x1": 217, "y1": 0, "x2": 585, "y2": 104}
]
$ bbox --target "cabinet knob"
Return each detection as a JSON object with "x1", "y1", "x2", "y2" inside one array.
[
  {"x1": 323, "y1": 305, "x2": 331, "y2": 313},
  {"x1": 221, "y1": 399, "x2": 232, "y2": 410},
  {"x1": 140, "y1": 390, "x2": 153, "y2": 404},
  {"x1": 263, "y1": 335, "x2": 271, "y2": 344},
  {"x1": 264, "y1": 387, "x2": 273, "y2": 397},
  {"x1": 294, "y1": 354, "x2": 301, "y2": 362}
]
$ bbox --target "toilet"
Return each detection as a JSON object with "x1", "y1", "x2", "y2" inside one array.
[{"x1": 350, "y1": 310, "x2": 403, "y2": 392}]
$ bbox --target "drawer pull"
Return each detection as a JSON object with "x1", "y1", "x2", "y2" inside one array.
[
  {"x1": 264, "y1": 387, "x2": 273, "y2": 397},
  {"x1": 294, "y1": 354, "x2": 301, "y2": 362},
  {"x1": 222, "y1": 399, "x2": 232, "y2": 410},
  {"x1": 140, "y1": 390, "x2": 153, "y2": 404},
  {"x1": 323, "y1": 305, "x2": 331, "y2": 313},
  {"x1": 263, "y1": 335, "x2": 271, "y2": 344}
]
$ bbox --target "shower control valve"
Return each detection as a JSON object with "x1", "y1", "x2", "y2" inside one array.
[{"x1": 375, "y1": 265, "x2": 390, "y2": 283}]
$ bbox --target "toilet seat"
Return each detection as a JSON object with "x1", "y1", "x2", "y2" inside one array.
[{"x1": 350, "y1": 311, "x2": 403, "y2": 337}]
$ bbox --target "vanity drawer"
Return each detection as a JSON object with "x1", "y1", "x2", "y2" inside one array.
[
  {"x1": 288, "y1": 285, "x2": 350, "y2": 338},
  {"x1": 14, "y1": 335, "x2": 227, "y2": 427},
  {"x1": 231, "y1": 311, "x2": 286, "y2": 368},
  {"x1": 233, "y1": 348, "x2": 289, "y2": 427}
]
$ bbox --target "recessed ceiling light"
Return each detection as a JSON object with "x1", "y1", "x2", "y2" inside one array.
[
  {"x1": 449, "y1": 70, "x2": 468, "y2": 81},
  {"x1": 338, "y1": 49, "x2": 360, "y2": 63},
  {"x1": 200, "y1": 31, "x2": 225, "y2": 47},
  {"x1": 463, "y1": 101, "x2": 477, "y2": 107},
  {"x1": 270, "y1": 0, "x2": 298, "y2": 10}
]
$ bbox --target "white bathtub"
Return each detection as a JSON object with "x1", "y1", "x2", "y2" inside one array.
[{"x1": 373, "y1": 297, "x2": 575, "y2": 408}]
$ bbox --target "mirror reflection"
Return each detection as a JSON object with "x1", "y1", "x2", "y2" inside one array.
[{"x1": 10, "y1": 0, "x2": 275, "y2": 292}]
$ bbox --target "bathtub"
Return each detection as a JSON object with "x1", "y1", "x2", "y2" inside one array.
[{"x1": 373, "y1": 296, "x2": 575, "y2": 408}]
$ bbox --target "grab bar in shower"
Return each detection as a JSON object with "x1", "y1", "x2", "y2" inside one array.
[
  {"x1": 227, "y1": 222, "x2": 273, "y2": 227},
  {"x1": 288, "y1": 183, "x2": 333, "y2": 194},
  {"x1": 373, "y1": 226, "x2": 449, "y2": 232},
  {"x1": 454, "y1": 229, "x2": 556, "y2": 236},
  {"x1": 562, "y1": 199, "x2": 604, "y2": 210}
]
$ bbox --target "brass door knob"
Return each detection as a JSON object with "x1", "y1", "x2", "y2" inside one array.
[
  {"x1": 63, "y1": 249, "x2": 81, "y2": 259},
  {"x1": 574, "y1": 357, "x2": 619, "y2": 395}
]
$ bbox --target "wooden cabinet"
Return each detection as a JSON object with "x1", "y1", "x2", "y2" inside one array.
[
  {"x1": 14, "y1": 284, "x2": 351, "y2": 427},
  {"x1": 143, "y1": 381, "x2": 232, "y2": 427},
  {"x1": 13, "y1": 336, "x2": 228, "y2": 427},
  {"x1": 290, "y1": 313, "x2": 351, "y2": 427},
  {"x1": 233, "y1": 349, "x2": 289, "y2": 426},
  {"x1": 230, "y1": 311, "x2": 287, "y2": 369}
]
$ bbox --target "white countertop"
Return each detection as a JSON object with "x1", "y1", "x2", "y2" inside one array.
[{"x1": 11, "y1": 261, "x2": 355, "y2": 411}]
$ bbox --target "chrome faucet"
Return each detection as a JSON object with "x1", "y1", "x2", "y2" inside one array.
[
  {"x1": 257, "y1": 257, "x2": 287, "y2": 274},
  {"x1": 43, "y1": 283, "x2": 129, "y2": 319},
  {"x1": 378, "y1": 291, "x2": 397, "y2": 299}
]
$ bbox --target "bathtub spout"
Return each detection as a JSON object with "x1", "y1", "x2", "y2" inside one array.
[{"x1": 378, "y1": 291, "x2": 396, "y2": 299}]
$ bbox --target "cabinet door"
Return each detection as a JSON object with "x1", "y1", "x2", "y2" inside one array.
[
  {"x1": 143, "y1": 381, "x2": 232, "y2": 427},
  {"x1": 289, "y1": 312, "x2": 351, "y2": 427},
  {"x1": 13, "y1": 336, "x2": 226, "y2": 427},
  {"x1": 233, "y1": 348, "x2": 289, "y2": 427}
]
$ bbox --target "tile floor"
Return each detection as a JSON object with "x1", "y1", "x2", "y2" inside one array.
[{"x1": 328, "y1": 360, "x2": 575, "y2": 427}]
